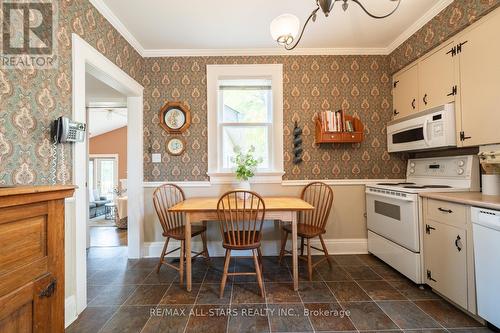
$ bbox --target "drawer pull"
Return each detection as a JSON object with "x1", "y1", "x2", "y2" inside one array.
[
  {"x1": 455, "y1": 235, "x2": 463, "y2": 252},
  {"x1": 438, "y1": 207, "x2": 453, "y2": 213},
  {"x1": 39, "y1": 279, "x2": 57, "y2": 298}
]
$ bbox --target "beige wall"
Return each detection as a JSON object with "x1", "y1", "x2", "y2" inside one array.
[
  {"x1": 143, "y1": 184, "x2": 367, "y2": 244},
  {"x1": 89, "y1": 127, "x2": 128, "y2": 180}
]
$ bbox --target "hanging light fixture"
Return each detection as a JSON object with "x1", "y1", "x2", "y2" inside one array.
[{"x1": 270, "y1": 0, "x2": 401, "y2": 50}]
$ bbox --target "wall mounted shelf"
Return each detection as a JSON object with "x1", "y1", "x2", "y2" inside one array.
[{"x1": 315, "y1": 113, "x2": 364, "y2": 144}]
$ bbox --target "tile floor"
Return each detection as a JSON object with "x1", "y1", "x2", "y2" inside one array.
[{"x1": 67, "y1": 247, "x2": 494, "y2": 333}]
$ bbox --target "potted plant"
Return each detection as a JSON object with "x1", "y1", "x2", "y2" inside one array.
[{"x1": 231, "y1": 145, "x2": 262, "y2": 197}]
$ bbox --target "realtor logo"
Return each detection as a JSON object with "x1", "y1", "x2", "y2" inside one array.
[{"x1": 1, "y1": 0, "x2": 58, "y2": 68}]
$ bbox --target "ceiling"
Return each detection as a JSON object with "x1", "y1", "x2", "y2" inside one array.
[
  {"x1": 88, "y1": 108, "x2": 127, "y2": 138},
  {"x1": 86, "y1": 73, "x2": 126, "y2": 104},
  {"x1": 96, "y1": 0, "x2": 452, "y2": 56}
]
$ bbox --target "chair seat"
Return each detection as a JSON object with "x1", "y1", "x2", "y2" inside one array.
[
  {"x1": 163, "y1": 225, "x2": 206, "y2": 240},
  {"x1": 283, "y1": 223, "x2": 325, "y2": 238},
  {"x1": 222, "y1": 231, "x2": 261, "y2": 250}
]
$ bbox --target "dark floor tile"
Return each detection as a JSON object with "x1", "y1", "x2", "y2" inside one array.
[
  {"x1": 341, "y1": 301, "x2": 399, "y2": 331},
  {"x1": 265, "y1": 283, "x2": 301, "y2": 303},
  {"x1": 87, "y1": 246, "x2": 127, "y2": 259},
  {"x1": 128, "y1": 257, "x2": 160, "y2": 270},
  {"x1": 124, "y1": 284, "x2": 169, "y2": 305},
  {"x1": 332, "y1": 255, "x2": 367, "y2": 266},
  {"x1": 185, "y1": 305, "x2": 229, "y2": 333},
  {"x1": 297, "y1": 265, "x2": 324, "y2": 281},
  {"x1": 267, "y1": 303, "x2": 314, "y2": 332},
  {"x1": 142, "y1": 269, "x2": 179, "y2": 284},
  {"x1": 371, "y1": 265, "x2": 408, "y2": 282},
  {"x1": 88, "y1": 284, "x2": 137, "y2": 306},
  {"x1": 389, "y1": 280, "x2": 441, "y2": 301},
  {"x1": 87, "y1": 284, "x2": 103, "y2": 303},
  {"x1": 448, "y1": 328, "x2": 496, "y2": 333},
  {"x1": 228, "y1": 304, "x2": 270, "y2": 333},
  {"x1": 87, "y1": 269, "x2": 124, "y2": 285},
  {"x1": 343, "y1": 265, "x2": 382, "y2": 280},
  {"x1": 142, "y1": 305, "x2": 192, "y2": 333},
  {"x1": 357, "y1": 254, "x2": 386, "y2": 267},
  {"x1": 377, "y1": 301, "x2": 441, "y2": 329},
  {"x1": 304, "y1": 302, "x2": 356, "y2": 331},
  {"x1": 327, "y1": 281, "x2": 371, "y2": 302},
  {"x1": 357, "y1": 280, "x2": 406, "y2": 301},
  {"x1": 110, "y1": 269, "x2": 152, "y2": 285},
  {"x1": 100, "y1": 306, "x2": 151, "y2": 333},
  {"x1": 160, "y1": 283, "x2": 201, "y2": 305},
  {"x1": 196, "y1": 283, "x2": 231, "y2": 304},
  {"x1": 299, "y1": 281, "x2": 336, "y2": 303},
  {"x1": 402, "y1": 330, "x2": 447, "y2": 333},
  {"x1": 66, "y1": 306, "x2": 118, "y2": 333},
  {"x1": 263, "y1": 265, "x2": 292, "y2": 282},
  {"x1": 414, "y1": 300, "x2": 483, "y2": 328},
  {"x1": 204, "y1": 267, "x2": 230, "y2": 283},
  {"x1": 232, "y1": 283, "x2": 266, "y2": 304},
  {"x1": 317, "y1": 265, "x2": 353, "y2": 281}
]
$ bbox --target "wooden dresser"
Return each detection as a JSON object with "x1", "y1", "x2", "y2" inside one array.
[{"x1": 0, "y1": 186, "x2": 75, "y2": 333}]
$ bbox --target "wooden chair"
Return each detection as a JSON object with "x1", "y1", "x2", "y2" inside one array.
[
  {"x1": 278, "y1": 182, "x2": 334, "y2": 281},
  {"x1": 153, "y1": 184, "x2": 209, "y2": 285},
  {"x1": 217, "y1": 190, "x2": 266, "y2": 298}
]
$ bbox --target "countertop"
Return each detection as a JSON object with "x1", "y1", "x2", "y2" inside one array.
[
  {"x1": 419, "y1": 192, "x2": 500, "y2": 211},
  {"x1": 0, "y1": 185, "x2": 76, "y2": 197}
]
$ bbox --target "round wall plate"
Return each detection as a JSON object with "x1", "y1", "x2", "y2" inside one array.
[
  {"x1": 166, "y1": 137, "x2": 186, "y2": 156},
  {"x1": 159, "y1": 101, "x2": 191, "y2": 133}
]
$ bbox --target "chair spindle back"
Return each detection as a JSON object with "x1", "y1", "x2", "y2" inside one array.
[
  {"x1": 300, "y1": 182, "x2": 333, "y2": 231},
  {"x1": 153, "y1": 184, "x2": 186, "y2": 233}
]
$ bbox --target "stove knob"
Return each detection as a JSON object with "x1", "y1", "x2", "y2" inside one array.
[
  {"x1": 410, "y1": 162, "x2": 415, "y2": 168},
  {"x1": 457, "y1": 168, "x2": 464, "y2": 175},
  {"x1": 409, "y1": 168, "x2": 415, "y2": 174},
  {"x1": 458, "y1": 160, "x2": 465, "y2": 167}
]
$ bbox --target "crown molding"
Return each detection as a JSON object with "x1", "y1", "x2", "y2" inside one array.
[
  {"x1": 88, "y1": 0, "x2": 145, "y2": 57},
  {"x1": 90, "y1": 0, "x2": 453, "y2": 58},
  {"x1": 386, "y1": 0, "x2": 454, "y2": 54}
]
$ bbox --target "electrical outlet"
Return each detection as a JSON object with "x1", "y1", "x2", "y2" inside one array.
[{"x1": 152, "y1": 153, "x2": 162, "y2": 163}]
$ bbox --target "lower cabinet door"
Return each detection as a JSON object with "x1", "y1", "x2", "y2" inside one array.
[
  {"x1": 424, "y1": 221, "x2": 467, "y2": 308},
  {"x1": 0, "y1": 274, "x2": 56, "y2": 333}
]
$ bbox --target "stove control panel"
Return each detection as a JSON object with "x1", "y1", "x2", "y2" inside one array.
[{"x1": 406, "y1": 155, "x2": 474, "y2": 179}]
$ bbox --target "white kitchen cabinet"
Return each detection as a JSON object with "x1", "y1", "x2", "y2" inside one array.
[
  {"x1": 393, "y1": 65, "x2": 418, "y2": 119},
  {"x1": 419, "y1": 41, "x2": 456, "y2": 111},
  {"x1": 457, "y1": 8, "x2": 500, "y2": 147}
]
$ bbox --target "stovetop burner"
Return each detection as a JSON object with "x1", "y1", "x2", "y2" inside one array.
[
  {"x1": 377, "y1": 182, "x2": 416, "y2": 186},
  {"x1": 404, "y1": 185, "x2": 426, "y2": 189},
  {"x1": 423, "y1": 185, "x2": 453, "y2": 188}
]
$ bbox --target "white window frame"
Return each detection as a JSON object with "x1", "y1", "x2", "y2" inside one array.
[{"x1": 207, "y1": 64, "x2": 284, "y2": 184}]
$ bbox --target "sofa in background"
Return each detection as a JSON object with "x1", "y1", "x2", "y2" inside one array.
[{"x1": 89, "y1": 189, "x2": 111, "y2": 218}]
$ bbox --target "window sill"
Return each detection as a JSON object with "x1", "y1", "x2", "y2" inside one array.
[{"x1": 207, "y1": 171, "x2": 284, "y2": 185}]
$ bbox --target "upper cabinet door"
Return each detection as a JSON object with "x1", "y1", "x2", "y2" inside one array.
[
  {"x1": 393, "y1": 64, "x2": 418, "y2": 119},
  {"x1": 419, "y1": 41, "x2": 456, "y2": 111},
  {"x1": 458, "y1": 9, "x2": 500, "y2": 147}
]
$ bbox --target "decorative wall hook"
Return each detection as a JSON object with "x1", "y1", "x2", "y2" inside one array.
[{"x1": 293, "y1": 121, "x2": 303, "y2": 164}]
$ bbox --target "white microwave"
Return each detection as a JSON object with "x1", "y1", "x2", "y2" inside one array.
[{"x1": 387, "y1": 103, "x2": 456, "y2": 153}]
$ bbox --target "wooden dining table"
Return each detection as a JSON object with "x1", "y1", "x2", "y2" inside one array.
[{"x1": 168, "y1": 196, "x2": 314, "y2": 291}]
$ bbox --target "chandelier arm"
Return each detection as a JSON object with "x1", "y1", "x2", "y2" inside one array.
[
  {"x1": 285, "y1": 7, "x2": 320, "y2": 50},
  {"x1": 351, "y1": 0, "x2": 401, "y2": 19}
]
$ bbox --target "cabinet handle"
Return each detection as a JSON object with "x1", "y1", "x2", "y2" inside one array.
[
  {"x1": 393, "y1": 110, "x2": 399, "y2": 116},
  {"x1": 455, "y1": 235, "x2": 463, "y2": 252},
  {"x1": 423, "y1": 94, "x2": 428, "y2": 105},
  {"x1": 39, "y1": 279, "x2": 57, "y2": 298},
  {"x1": 425, "y1": 224, "x2": 436, "y2": 234},
  {"x1": 411, "y1": 98, "x2": 416, "y2": 110},
  {"x1": 457, "y1": 40, "x2": 468, "y2": 54},
  {"x1": 438, "y1": 207, "x2": 453, "y2": 213}
]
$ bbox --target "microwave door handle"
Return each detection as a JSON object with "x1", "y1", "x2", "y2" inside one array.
[{"x1": 422, "y1": 119, "x2": 430, "y2": 146}]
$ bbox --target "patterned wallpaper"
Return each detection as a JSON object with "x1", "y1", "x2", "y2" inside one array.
[
  {"x1": 143, "y1": 56, "x2": 407, "y2": 181},
  {"x1": 0, "y1": 0, "x2": 142, "y2": 185},
  {"x1": 389, "y1": 0, "x2": 500, "y2": 73}
]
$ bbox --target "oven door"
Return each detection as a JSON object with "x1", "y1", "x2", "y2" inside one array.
[{"x1": 366, "y1": 188, "x2": 420, "y2": 252}]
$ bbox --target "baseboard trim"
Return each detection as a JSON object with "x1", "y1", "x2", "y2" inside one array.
[
  {"x1": 142, "y1": 238, "x2": 367, "y2": 258},
  {"x1": 65, "y1": 295, "x2": 77, "y2": 328}
]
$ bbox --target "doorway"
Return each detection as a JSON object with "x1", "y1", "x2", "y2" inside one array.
[{"x1": 69, "y1": 34, "x2": 144, "y2": 324}]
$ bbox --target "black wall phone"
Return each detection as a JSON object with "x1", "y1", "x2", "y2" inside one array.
[{"x1": 51, "y1": 116, "x2": 86, "y2": 143}]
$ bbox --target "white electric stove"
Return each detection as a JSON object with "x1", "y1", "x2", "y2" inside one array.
[{"x1": 366, "y1": 155, "x2": 480, "y2": 284}]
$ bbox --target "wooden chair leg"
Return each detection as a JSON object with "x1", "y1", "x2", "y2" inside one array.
[
  {"x1": 319, "y1": 234, "x2": 332, "y2": 268},
  {"x1": 257, "y1": 247, "x2": 263, "y2": 274},
  {"x1": 300, "y1": 237, "x2": 305, "y2": 256},
  {"x1": 253, "y1": 249, "x2": 264, "y2": 298},
  {"x1": 306, "y1": 238, "x2": 313, "y2": 281},
  {"x1": 278, "y1": 230, "x2": 288, "y2": 264},
  {"x1": 156, "y1": 237, "x2": 169, "y2": 273},
  {"x1": 179, "y1": 240, "x2": 184, "y2": 286},
  {"x1": 220, "y1": 249, "x2": 231, "y2": 298},
  {"x1": 201, "y1": 230, "x2": 210, "y2": 260}
]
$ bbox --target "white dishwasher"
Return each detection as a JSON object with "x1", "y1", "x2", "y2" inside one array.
[{"x1": 472, "y1": 207, "x2": 500, "y2": 328}]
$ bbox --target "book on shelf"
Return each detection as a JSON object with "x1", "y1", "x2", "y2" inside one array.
[{"x1": 320, "y1": 110, "x2": 344, "y2": 132}]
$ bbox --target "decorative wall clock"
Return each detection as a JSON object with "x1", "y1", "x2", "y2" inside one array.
[
  {"x1": 159, "y1": 101, "x2": 191, "y2": 133},
  {"x1": 166, "y1": 137, "x2": 186, "y2": 156}
]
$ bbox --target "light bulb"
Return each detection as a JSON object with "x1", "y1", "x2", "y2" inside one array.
[{"x1": 270, "y1": 14, "x2": 300, "y2": 45}]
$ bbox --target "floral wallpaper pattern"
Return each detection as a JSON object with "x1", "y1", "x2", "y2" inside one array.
[
  {"x1": 389, "y1": 0, "x2": 500, "y2": 73},
  {"x1": 0, "y1": 0, "x2": 142, "y2": 185},
  {"x1": 143, "y1": 56, "x2": 407, "y2": 181}
]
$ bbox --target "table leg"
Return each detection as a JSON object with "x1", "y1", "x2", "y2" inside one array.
[
  {"x1": 291, "y1": 212, "x2": 298, "y2": 291},
  {"x1": 185, "y1": 213, "x2": 192, "y2": 292}
]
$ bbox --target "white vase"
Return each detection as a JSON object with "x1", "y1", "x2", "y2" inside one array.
[{"x1": 234, "y1": 180, "x2": 251, "y2": 199}]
